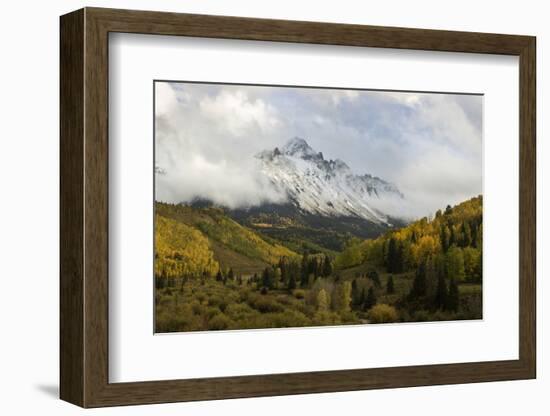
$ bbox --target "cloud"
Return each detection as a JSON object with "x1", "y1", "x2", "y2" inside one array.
[
  {"x1": 154, "y1": 82, "x2": 482, "y2": 219},
  {"x1": 199, "y1": 89, "x2": 280, "y2": 136},
  {"x1": 154, "y1": 82, "x2": 287, "y2": 208}
]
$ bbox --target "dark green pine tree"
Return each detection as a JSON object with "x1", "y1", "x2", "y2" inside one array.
[
  {"x1": 434, "y1": 271, "x2": 448, "y2": 310},
  {"x1": 440, "y1": 225, "x2": 450, "y2": 252},
  {"x1": 227, "y1": 268, "x2": 234, "y2": 281},
  {"x1": 364, "y1": 286, "x2": 377, "y2": 311},
  {"x1": 287, "y1": 274, "x2": 297, "y2": 292},
  {"x1": 386, "y1": 275, "x2": 395, "y2": 294},
  {"x1": 368, "y1": 269, "x2": 381, "y2": 288},
  {"x1": 351, "y1": 279, "x2": 361, "y2": 307},
  {"x1": 322, "y1": 254, "x2": 333, "y2": 277},
  {"x1": 410, "y1": 260, "x2": 427, "y2": 299},
  {"x1": 310, "y1": 256, "x2": 319, "y2": 278},
  {"x1": 447, "y1": 278, "x2": 460, "y2": 312},
  {"x1": 262, "y1": 267, "x2": 273, "y2": 289},
  {"x1": 301, "y1": 253, "x2": 310, "y2": 287},
  {"x1": 278, "y1": 257, "x2": 288, "y2": 284},
  {"x1": 359, "y1": 288, "x2": 366, "y2": 307},
  {"x1": 449, "y1": 226, "x2": 456, "y2": 248},
  {"x1": 215, "y1": 270, "x2": 223, "y2": 282},
  {"x1": 386, "y1": 237, "x2": 398, "y2": 273},
  {"x1": 396, "y1": 243, "x2": 404, "y2": 273}
]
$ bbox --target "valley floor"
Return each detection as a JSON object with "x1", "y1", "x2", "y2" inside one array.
[{"x1": 155, "y1": 268, "x2": 482, "y2": 333}]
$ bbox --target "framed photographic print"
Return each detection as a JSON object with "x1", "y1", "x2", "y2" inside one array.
[{"x1": 60, "y1": 7, "x2": 536, "y2": 407}]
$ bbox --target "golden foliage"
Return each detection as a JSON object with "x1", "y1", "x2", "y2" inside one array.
[
  {"x1": 155, "y1": 214, "x2": 219, "y2": 279},
  {"x1": 367, "y1": 304, "x2": 398, "y2": 323}
]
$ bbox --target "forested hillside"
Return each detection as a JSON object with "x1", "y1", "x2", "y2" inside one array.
[
  {"x1": 155, "y1": 202, "x2": 297, "y2": 278},
  {"x1": 334, "y1": 196, "x2": 482, "y2": 318},
  {"x1": 335, "y1": 196, "x2": 482, "y2": 276},
  {"x1": 155, "y1": 197, "x2": 482, "y2": 332},
  {"x1": 155, "y1": 214, "x2": 219, "y2": 279}
]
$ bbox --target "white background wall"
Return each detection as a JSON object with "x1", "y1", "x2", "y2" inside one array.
[{"x1": 0, "y1": 0, "x2": 546, "y2": 414}]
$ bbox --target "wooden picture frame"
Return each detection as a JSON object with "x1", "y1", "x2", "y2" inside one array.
[{"x1": 60, "y1": 7, "x2": 536, "y2": 408}]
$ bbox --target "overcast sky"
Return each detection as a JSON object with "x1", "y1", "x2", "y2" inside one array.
[{"x1": 155, "y1": 81, "x2": 482, "y2": 219}]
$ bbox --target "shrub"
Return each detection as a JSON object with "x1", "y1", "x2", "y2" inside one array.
[
  {"x1": 293, "y1": 289, "x2": 306, "y2": 299},
  {"x1": 367, "y1": 304, "x2": 398, "y2": 324},
  {"x1": 269, "y1": 309, "x2": 310, "y2": 328},
  {"x1": 249, "y1": 296, "x2": 284, "y2": 313},
  {"x1": 208, "y1": 313, "x2": 233, "y2": 330},
  {"x1": 412, "y1": 309, "x2": 431, "y2": 322}
]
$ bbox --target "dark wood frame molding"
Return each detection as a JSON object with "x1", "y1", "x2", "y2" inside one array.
[{"x1": 60, "y1": 7, "x2": 536, "y2": 408}]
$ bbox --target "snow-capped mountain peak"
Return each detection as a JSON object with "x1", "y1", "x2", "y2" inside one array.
[{"x1": 256, "y1": 138, "x2": 404, "y2": 225}]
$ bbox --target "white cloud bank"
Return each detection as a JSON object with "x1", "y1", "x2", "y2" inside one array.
[{"x1": 155, "y1": 82, "x2": 482, "y2": 218}]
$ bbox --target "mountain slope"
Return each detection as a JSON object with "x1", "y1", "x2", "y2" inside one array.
[
  {"x1": 335, "y1": 195, "x2": 483, "y2": 274},
  {"x1": 156, "y1": 202, "x2": 298, "y2": 274},
  {"x1": 256, "y1": 137, "x2": 404, "y2": 225},
  {"x1": 155, "y1": 214, "x2": 219, "y2": 278}
]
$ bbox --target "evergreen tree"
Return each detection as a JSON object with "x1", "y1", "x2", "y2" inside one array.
[
  {"x1": 410, "y1": 259, "x2": 427, "y2": 299},
  {"x1": 215, "y1": 270, "x2": 223, "y2": 282},
  {"x1": 368, "y1": 269, "x2": 381, "y2": 288},
  {"x1": 440, "y1": 225, "x2": 450, "y2": 252},
  {"x1": 359, "y1": 288, "x2": 366, "y2": 306},
  {"x1": 278, "y1": 257, "x2": 288, "y2": 284},
  {"x1": 464, "y1": 222, "x2": 472, "y2": 247},
  {"x1": 434, "y1": 271, "x2": 448, "y2": 310},
  {"x1": 310, "y1": 256, "x2": 319, "y2": 278},
  {"x1": 262, "y1": 267, "x2": 273, "y2": 289},
  {"x1": 396, "y1": 243, "x2": 404, "y2": 273},
  {"x1": 227, "y1": 268, "x2": 234, "y2": 281},
  {"x1": 364, "y1": 286, "x2": 377, "y2": 311},
  {"x1": 386, "y1": 275, "x2": 395, "y2": 294},
  {"x1": 351, "y1": 279, "x2": 361, "y2": 307},
  {"x1": 447, "y1": 278, "x2": 460, "y2": 312},
  {"x1": 301, "y1": 253, "x2": 309, "y2": 287},
  {"x1": 287, "y1": 274, "x2": 297, "y2": 292},
  {"x1": 387, "y1": 237, "x2": 398, "y2": 273},
  {"x1": 449, "y1": 226, "x2": 456, "y2": 247},
  {"x1": 322, "y1": 254, "x2": 332, "y2": 277}
]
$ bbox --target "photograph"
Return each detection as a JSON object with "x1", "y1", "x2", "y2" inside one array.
[{"x1": 154, "y1": 81, "x2": 483, "y2": 333}]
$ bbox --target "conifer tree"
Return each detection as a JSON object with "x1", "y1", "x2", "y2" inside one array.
[
  {"x1": 386, "y1": 275, "x2": 395, "y2": 294},
  {"x1": 287, "y1": 274, "x2": 297, "y2": 292},
  {"x1": 351, "y1": 279, "x2": 361, "y2": 307},
  {"x1": 434, "y1": 272, "x2": 448, "y2": 310},
  {"x1": 322, "y1": 254, "x2": 332, "y2": 277},
  {"x1": 368, "y1": 269, "x2": 381, "y2": 288},
  {"x1": 262, "y1": 267, "x2": 273, "y2": 289},
  {"x1": 364, "y1": 286, "x2": 377, "y2": 310},
  {"x1": 387, "y1": 237, "x2": 398, "y2": 272},
  {"x1": 301, "y1": 253, "x2": 309, "y2": 287},
  {"x1": 410, "y1": 259, "x2": 427, "y2": 299},
  {"x1": 447, "y1": 278, "x2": 459, "y2": 312}
]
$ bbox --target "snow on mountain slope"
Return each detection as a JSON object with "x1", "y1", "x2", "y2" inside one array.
[{"x1": 256, "y1": 137, "x2": 404, "y2": 225}]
